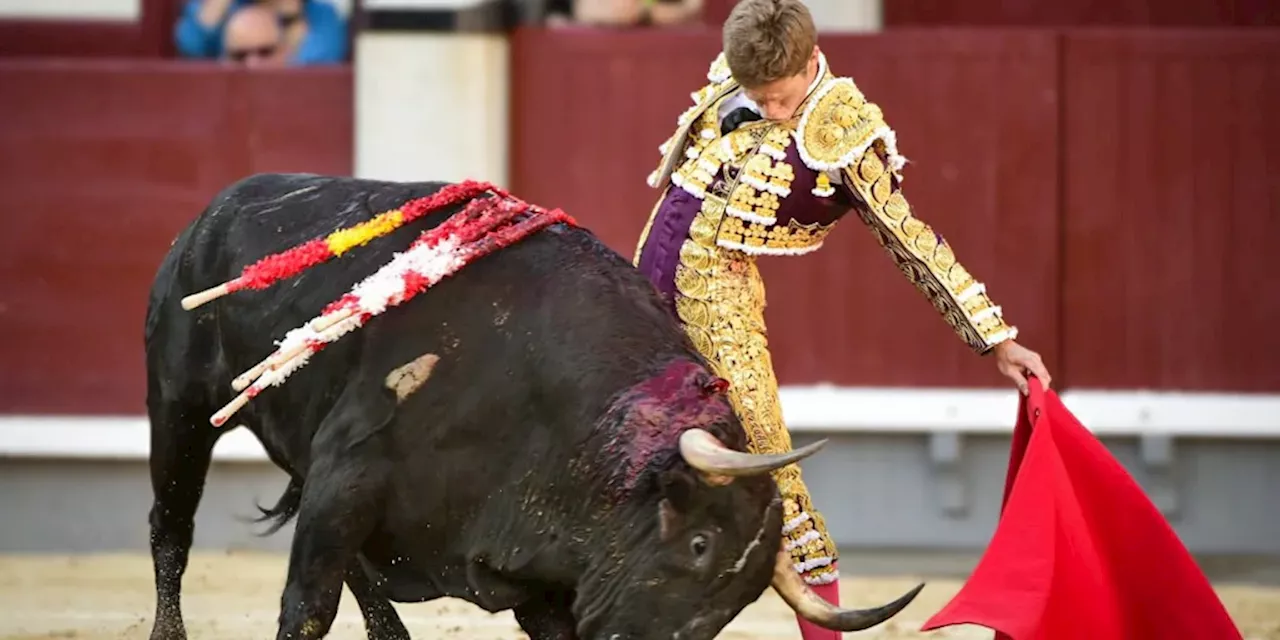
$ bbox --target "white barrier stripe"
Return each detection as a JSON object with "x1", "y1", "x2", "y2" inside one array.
[
  {"x1": 778, "y1": 386, "x2": 1280, "y2": 436},
  {"x1": 0, "y1": 0, "x2": 141, "y2": 21},
  {"x1": 1, "y1": 387, "x2": 1279, "y2": 461}
]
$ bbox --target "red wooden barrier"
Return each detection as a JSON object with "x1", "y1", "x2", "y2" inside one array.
[
  {"x1": 3, "y1": 28, "x2": 1278, "y2": 415},
  {"x1": 709, "y1": 0, "x2": 1280, "y2": 28},
  {"x1": 509, "y1": 28, "x2": 1062, "y2": 389},
  {"x1": 1059, "y1": 31, "x2": 1280, "y2": 391},
  {"x1": 0, "y1": 61, "x2": 353, "y2": 414},
  {"x1": 0, "y1": 0, "x2": 178, "y2": 58},
  {"x1": 884, "y1": 0, "x2": 1280, "y2": 27}
]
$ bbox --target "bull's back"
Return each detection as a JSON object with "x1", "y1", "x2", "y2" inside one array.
[{"x1": 144, "y1": 174, "x2": 454, "y2": 408}]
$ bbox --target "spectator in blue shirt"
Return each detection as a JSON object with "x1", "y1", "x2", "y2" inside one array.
[{"x1": 175, "y1": 0, "x2": 348, "y2": 65}]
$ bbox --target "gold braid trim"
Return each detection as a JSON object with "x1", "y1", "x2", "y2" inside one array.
[
  {"x1": 647, "y1": 53, "x2": 740, "y2": 190},
  {"x1": 842, "y1": 143, "x2": 1017, "y2": 353}
]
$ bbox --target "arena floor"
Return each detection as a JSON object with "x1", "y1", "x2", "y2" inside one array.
[{"x1": 2, "y1": 552, "x2": 1279, "y2": 639}]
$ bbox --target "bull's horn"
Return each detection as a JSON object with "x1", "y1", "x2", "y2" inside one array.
[
  {"x1": 770, "y1": 548, "x2": 925, "y2": 632},
  {"x1": 678, "y1": 429, "x2": 827, "y2": 477}
]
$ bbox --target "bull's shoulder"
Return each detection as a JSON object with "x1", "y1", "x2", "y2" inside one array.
[
  {"x1": 197, "y1": 174, "x2": 455, "y2": 242},
  {"x1": 209, "y1": 174, "x2": 440, "y2": 213}
]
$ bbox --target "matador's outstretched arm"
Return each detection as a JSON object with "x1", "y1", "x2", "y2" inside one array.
[
  {"x1": 838, "y1": 142, "x2": 1017, "y2": 354},
  {"x1": 795, "y1": 77, "x2": 1017, "y2": 354}
]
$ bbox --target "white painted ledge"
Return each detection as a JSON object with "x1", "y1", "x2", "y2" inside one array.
[
  {"x1": 2, "y1": 387, "x2": 1279, "y2": 462},
  {"x1": 0, "y1": 0, "x2": 141, "y2": 21},
  {"x1": 778, "y1": 386, "x2": 1280, "y2": 437}
]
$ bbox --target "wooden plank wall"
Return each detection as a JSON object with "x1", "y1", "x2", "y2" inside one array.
[
  {"x1": 1060, "y1": 31, "x2": 1280, "y2": 391},
  {"x1": 0, "y1": 62, "x2": 353, "y2": 414},
  {"x1": 704, "y1": 0, "x2": 1280, "y2": 28},
  {"x1": 883, "y1": 0, "x2": 1280, "y2": 27}
]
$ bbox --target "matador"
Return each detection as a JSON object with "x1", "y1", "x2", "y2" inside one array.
[{"x1": 631, "y1": 1, "x2": 1053, "y2": 638}]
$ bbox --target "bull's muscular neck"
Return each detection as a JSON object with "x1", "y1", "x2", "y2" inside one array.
[
  {"x1": 478, "y1": 363, "x2": 732, "y2": 586},
  {"x1": 461, "y1": 360, "x2": 732, "y2": 607},
  {"x1": 585, "y1": 360, "x2": 733, "y2": 501},
  {"x1": 565, "y1": 361, "x2": 734, "y2": 571}
]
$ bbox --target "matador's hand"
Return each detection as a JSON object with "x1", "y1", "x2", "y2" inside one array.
[{"x1": 993, "y1": 340, "x2": 1051, "y2": 395}]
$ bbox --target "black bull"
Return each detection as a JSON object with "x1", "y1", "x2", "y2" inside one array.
[{"x1": 143, "y1": 174, "x2": 923, "y2": 640}]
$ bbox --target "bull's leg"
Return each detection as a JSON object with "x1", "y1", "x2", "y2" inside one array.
[
  {"x1": 344, "y1": 559, "x2": 410, "y2": 640},
  {"x1": 146, "y1": 399, "x2": 221, "y2": 640},
  {"x1": 276, "y1": 453, "x2": 385, "y2": 640},
  {"x1": 514, "y1": 590, "x2": 579, "y2": 640}
]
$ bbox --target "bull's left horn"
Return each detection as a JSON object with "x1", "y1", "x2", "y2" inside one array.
[
  {"x1": 770, "y1": 548, "x2": 925, "y2": 632},
  {"x1": 678, "y1": 428, "x2": 827, "y2": 477}
]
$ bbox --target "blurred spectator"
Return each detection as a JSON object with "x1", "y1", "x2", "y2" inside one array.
[
  {"x1": 222, "y1": 5, "x2": 285, "y2": 67},
  {"x1": 174, "y1": 0, "x2": 348, "y2": 65},
  {"x1": 542, "y1": 0, "x2": 704, "y2": 27}
]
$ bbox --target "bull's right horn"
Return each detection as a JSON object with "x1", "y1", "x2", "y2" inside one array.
[
  {"x1": 771, "y1": 548, "x2": 925, "y2": 632},
  {"x1": 678, "y1": 428, "x2": 827, "y2": 477}
]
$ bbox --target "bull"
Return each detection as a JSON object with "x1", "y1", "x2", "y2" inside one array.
[{"x1": 143, "y1": 173, "x2": 923, "y2": 640}]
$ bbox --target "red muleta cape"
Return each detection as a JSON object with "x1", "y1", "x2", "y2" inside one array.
[{"x1": 921, "y1": 378, "x2": 1243, "y2": 640}]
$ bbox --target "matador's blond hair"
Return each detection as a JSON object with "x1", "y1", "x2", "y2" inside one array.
[{"x1": 722, "y1": 0, "x2": 817, "y2": 88}]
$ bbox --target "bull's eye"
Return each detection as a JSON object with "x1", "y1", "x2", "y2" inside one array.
[{"x1": 690, "y1": 534, "x2": 709, "y2": 556}]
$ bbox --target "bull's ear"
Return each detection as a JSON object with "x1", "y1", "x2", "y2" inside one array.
[{"x1": 659, "y1": 467, "x2": 697, "y2": 509}]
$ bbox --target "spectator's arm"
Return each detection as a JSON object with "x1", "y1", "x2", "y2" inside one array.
[
  {"x1": 649, "y1": 0, "x2": 702, "y2": 25},
  {"x1": 573, "y1": 0, "x2": 643, "y2": 26},
  {"x1": 174, "y1": 0, "x2": 235, "y2": 58},
  {"x1": 290, "y1": 2, "x2": 350, "y2": 64}
]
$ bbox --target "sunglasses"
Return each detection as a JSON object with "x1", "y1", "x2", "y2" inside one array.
[{"x1": 227, "y1": 44, "x2": 278, "y2": 62}]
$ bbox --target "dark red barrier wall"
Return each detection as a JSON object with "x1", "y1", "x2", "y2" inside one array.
[
  {"x1": 0, "y1": 61, "x2": 352, "y2": 414},
  {"x1": 1061, "y1": 31, "x2": 1280, "y2": 391},
  {"x1": 3, "y1": 28, "x2": 1278, "y2": 415},
  {"x1": 703, "y1": 0, "x2": 1280, "y2": 28},
  {"x1": 884, "y1": 0, "x2": 1280, "y2": 27}
]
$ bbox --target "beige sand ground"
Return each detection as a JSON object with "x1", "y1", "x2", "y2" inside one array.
[{"x1": 1, "y1": 552, "x2": 1277, "y2": 639}]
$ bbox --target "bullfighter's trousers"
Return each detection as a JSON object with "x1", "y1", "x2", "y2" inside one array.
[{"x1": 671, "y1": 254, "x2": 840, "y2": 586}]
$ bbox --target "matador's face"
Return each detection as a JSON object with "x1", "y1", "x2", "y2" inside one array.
[{"x1": 742, "y1": 46, "x2": 821, "y2": 121}]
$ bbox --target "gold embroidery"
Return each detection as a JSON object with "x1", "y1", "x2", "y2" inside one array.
[
  {"x1": 707, "y1": 51, "x2": 732, "y2": 84},
  {"x1": 796, "y1": 77, "x2": 888, "y2": 172},
  {"x1": 842, "y1": 142, "x2": 1017, "y2": 352},
  {"x1": 753, "y1": 190, "x2": 781, "y2": 221},
  {"x1": 768, "y1": 162, "x2": 795, "y2": 195},
  {"x1": 648, "y1": 61, "x2": 741, "y2": 190},
  {"x1": 813, "y1": 172, "x2": 835, "y2": 197},
  {"x1": 717, "y1": 216, "x2": 835, "y2": 255},
  {"x1": 726, "y1": 182, "x2": 760, "y2": 221}
]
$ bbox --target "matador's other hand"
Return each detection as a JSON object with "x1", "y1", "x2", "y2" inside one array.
[{"x1": 993, "y1": 340, "x2": 1051, "y2": 395}]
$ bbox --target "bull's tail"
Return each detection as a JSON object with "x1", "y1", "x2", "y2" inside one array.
[{"x1": 251, "y1": 477, "x2": 303, "y2": 536}]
